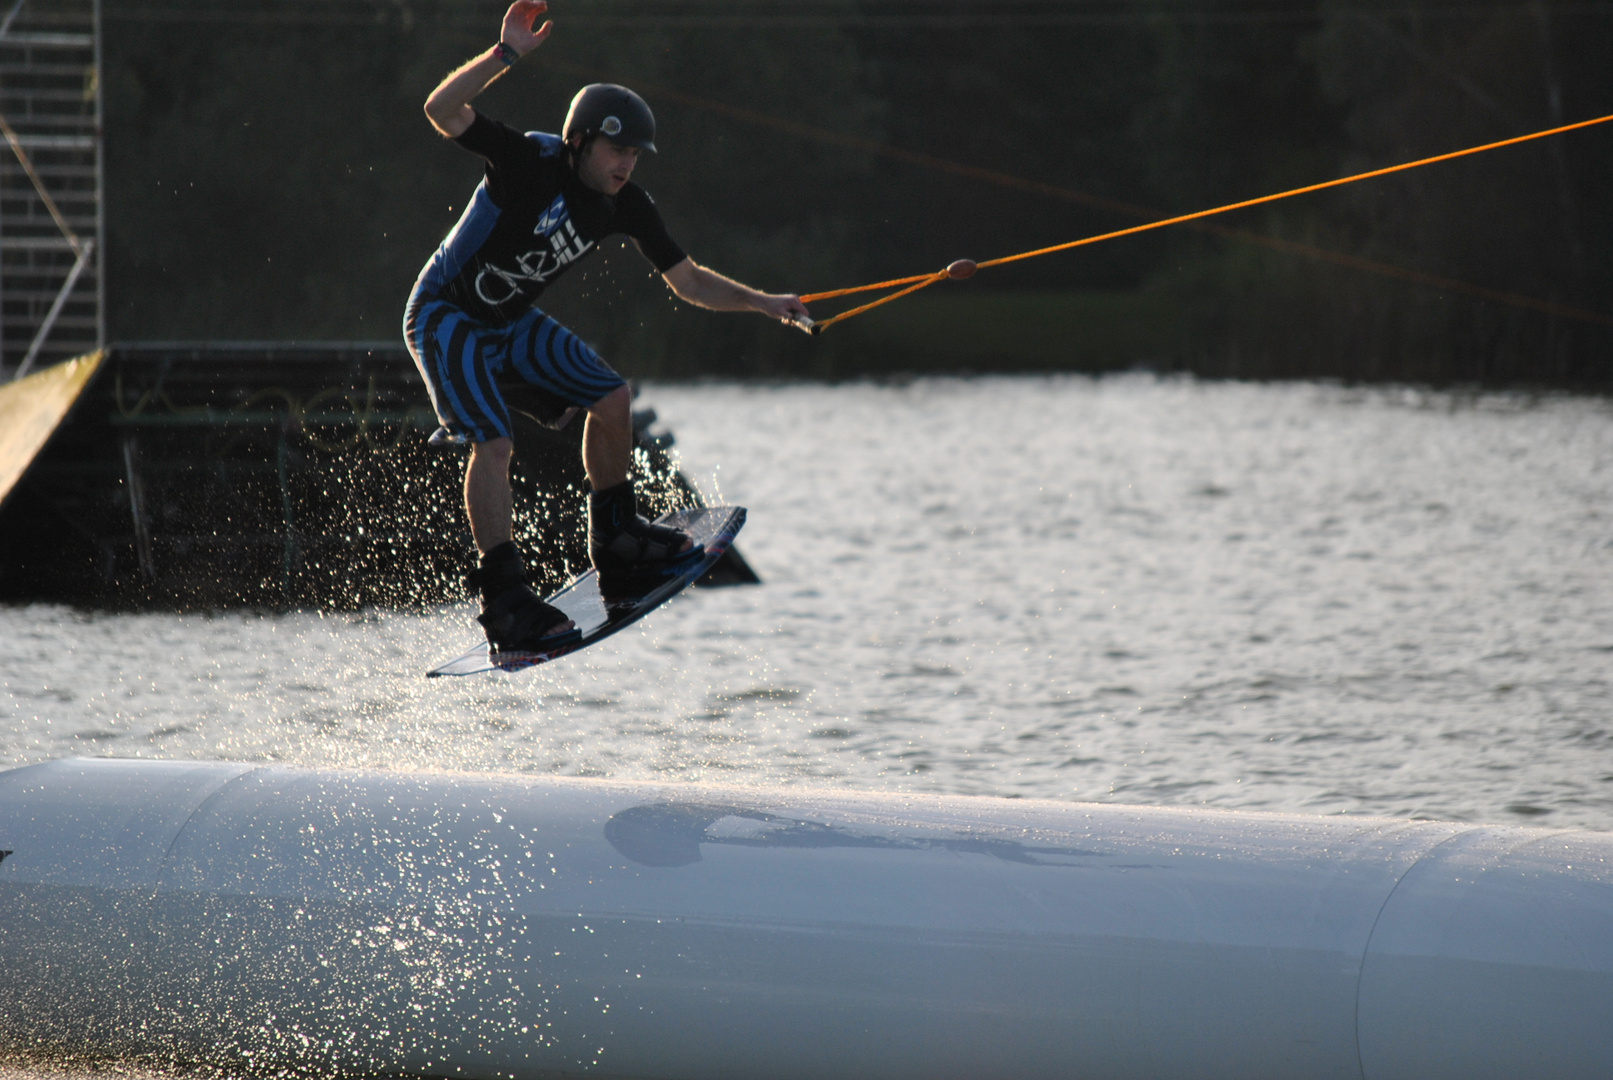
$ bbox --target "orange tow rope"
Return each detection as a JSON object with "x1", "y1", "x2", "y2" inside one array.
[{"x1": 793, "y1": 112, "x2": 1613, "y2": 334}]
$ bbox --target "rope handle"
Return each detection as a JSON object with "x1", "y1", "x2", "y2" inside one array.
[{"x1": 794, "y1": 261, "x2": 977, "y2": 334}]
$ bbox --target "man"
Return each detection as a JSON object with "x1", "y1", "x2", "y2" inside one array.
[{"x1": 407, "y1": 0, "x2": 809, "y2": 654}]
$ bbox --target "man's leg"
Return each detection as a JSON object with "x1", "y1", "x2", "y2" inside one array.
[
  {"x1": 405, "y1": 298, "x2": 578, "y2": 650},
  {"x1": 465, "y1": 436, "x2": 515, "y2": 555},
  {"x1": 581, "y1": 385, "x2": 632, "y2": 491},
  {"x1": 502, "y1": 309, "x2": 696, "y2": 586},
  {"x1": 464, "y1": 436, "x2": 577, "y2": 649},
  {"x1": 582, "y1": 385, "x2": 694, "y2": 566}
]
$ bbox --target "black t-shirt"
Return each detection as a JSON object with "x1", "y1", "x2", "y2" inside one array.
[{"x1": 415, "y1": 111, "x2": 686, "y2": 326}]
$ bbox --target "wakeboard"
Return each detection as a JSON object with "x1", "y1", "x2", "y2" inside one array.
[{"x1": 426, "y1": 506, "x2": 746, "y2": 678}]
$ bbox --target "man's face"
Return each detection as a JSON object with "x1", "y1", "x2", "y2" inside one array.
[{"x1": 575, "y1": 137, "x2": 641, "y2": 195}]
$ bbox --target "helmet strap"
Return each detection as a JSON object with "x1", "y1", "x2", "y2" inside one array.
[{"x1": 566, "y1": 132, "x2": 597, "y2": 172}]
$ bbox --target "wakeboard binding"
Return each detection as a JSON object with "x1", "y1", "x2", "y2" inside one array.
[
  {"x1": 469, "y1": 542, "x2": 581, "y2": 654},
  {"x1": 588, "y1": 480, "x2": 705, "y2": 596}
]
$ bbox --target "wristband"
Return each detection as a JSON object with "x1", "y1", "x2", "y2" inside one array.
[{"x1": 493, "y1": 41, "x2": 520, "y2": 66}]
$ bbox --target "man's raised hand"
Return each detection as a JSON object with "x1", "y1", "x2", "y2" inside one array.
[{"x1": 502, "y1": 0, "x2": 553, "y2": 56}]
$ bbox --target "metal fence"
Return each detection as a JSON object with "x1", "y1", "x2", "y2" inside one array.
[{"x1": 0, "y1": 0, "x2": 101, "y2": 381}]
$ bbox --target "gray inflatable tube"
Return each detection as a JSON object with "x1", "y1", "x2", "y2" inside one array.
[{"x1": 1, "y1": 758, "x2": 1609, "y2": 1080}]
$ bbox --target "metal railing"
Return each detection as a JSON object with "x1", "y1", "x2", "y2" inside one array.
[{"x1": 0, "y1": 0, "x2": 101, "y2": 381}]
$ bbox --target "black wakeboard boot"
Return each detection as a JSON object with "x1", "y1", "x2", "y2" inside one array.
[
  {"x1": 588, "y1": 480, "x2": 704, "y2": 596},
  {"x1": 468, "y1": 542, "x2": 581, "y2": 654}
]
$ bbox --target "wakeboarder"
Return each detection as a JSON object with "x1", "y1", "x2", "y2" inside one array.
[{"x1": 406, "y1": 0, "x2": 808, "y2": 654}]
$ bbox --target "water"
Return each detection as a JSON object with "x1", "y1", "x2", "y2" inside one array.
[{"x1": 3, "y1": 375, "x2": 1612, "y2": 831}]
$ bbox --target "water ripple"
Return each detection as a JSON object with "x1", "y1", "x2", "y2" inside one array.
[{"x1": 3, "y1": 376, "x2": 1611, "y2": 829}]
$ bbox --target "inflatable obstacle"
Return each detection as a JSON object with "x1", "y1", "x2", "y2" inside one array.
[{"x1": 1, "y1": 757, "x2": 1609, "y2": 1079}]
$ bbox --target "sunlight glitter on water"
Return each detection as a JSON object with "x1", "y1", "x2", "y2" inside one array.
[{"x1": 3, "y1": 375, "x2": 1611, "y2": 829}]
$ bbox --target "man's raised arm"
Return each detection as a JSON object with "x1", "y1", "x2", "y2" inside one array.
[{"x1": 424, "y1": 0, "x2": 553, "y2": 138}]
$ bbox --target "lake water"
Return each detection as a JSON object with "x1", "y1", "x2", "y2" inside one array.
[{"x1": 3, "y1": 375, "x2": 1612, "y2": 833}]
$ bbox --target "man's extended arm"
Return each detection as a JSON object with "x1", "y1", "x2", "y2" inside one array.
[
  {"x1": 424, "y1": 0, "x2": 552, "y2": 138},
  {"x1": 662, "y1": 258, "x2": 810, "y2": 325}
]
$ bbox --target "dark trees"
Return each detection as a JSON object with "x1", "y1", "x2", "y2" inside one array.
[{"x1": 102, "y1": 0, "x2": 1613, "y2": 386}]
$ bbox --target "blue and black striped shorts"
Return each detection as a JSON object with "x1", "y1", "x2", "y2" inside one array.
[{"x1": 404, "y1": 294, "x2": 626, "y2": 445}]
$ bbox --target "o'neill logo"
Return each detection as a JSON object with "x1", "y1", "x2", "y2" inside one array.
[{"x1": 476, "y1": 216, "x2": 595, "y2": 307}]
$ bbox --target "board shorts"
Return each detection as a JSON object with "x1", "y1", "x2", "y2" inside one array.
[{"x1": 404, "y1": 293, "x2": 626, "y2": 445}]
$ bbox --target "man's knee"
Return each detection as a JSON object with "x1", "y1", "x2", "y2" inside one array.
[
  {"x1": 588, "y1": 384, "x2": 632, "y2": 417},
  {"x1": 469, "y1": 436, "x2": 514, "y2": 467}
]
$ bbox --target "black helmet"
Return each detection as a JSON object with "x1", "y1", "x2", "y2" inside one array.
[{"x1": 562, "y1": 83, "x2": 656, "y2": 153}]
